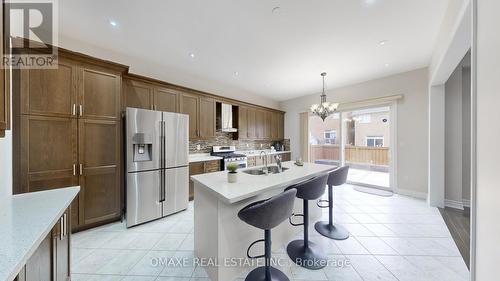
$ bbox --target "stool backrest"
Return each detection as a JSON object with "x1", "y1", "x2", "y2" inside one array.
[
  {"x1": 286, "y1": 173, "x2": 328, "y2": 200},
  {"x1": 238, "y1": 189, "x2": 297, "y2": 230},
  {"x1": 328, "y1": 166, "x2": 349, "y2": 187}
]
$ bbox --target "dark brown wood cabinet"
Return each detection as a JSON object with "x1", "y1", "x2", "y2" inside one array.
[
  {"x1": 238, "y1": 106, "x2": 248, "y2": 139},
  {"x1": 180, "y1": 93, "x2": 215, "y2": 140},
  {"x1": 14, "y1": 51, "x2": 126, "y2": 231},
  {"x1": 123, "y1": 75, "x2": 180, "y2": 113},
  {"x1": 155, "y1": 86, "x2": 179, "y2": 112},
  {"x1": 17, "y1": 209, "x2": 70, "y2": 281},
  {"x1": 188, "y1": 162, "x2": 204, "y2": 201},
  {"x1": 19, "y1": 115, "x2": 78, "y2": 194},
  {"x1": 124, "y1": 78, "x2": 154, "y2": 110},
  {"x1": 20, "y1": 60, "x2": 78, "y2": 118},
  {"x1": 180, "y1": 92, "x2": 199, "y2": 139},
  {"x1": 199, "y1": 97, "x2": 216, "y2": 138},
  {"x1": 80, "y1": 67, "x2": 121, "y2": 120},
  {"x1": 278, "y1": 113, "x2": 285, "y2": 139},
  {"x1": 79, "y1": 119, "x2": 120, "y2": 226},
  {"x1": 238, "y1": 106, "x2": 284, "y2": 141},
  {"x1": 247, "y1": 107, "x2": 257, "y2": 139},
  {"x1": 188, "y1": 160, "x2": 221, "y2": 200}
]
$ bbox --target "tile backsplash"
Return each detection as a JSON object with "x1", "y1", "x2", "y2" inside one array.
[{"x1": 189, "y1": 131, "x2": 290, "y2": 153}]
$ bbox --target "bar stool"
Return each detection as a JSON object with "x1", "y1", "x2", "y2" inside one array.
[
  {"x1": 285, "y1": 174, "x2": 329, "y2": 270},
  {"x1": 238, "y1": 189, "x2": 297, "y2": 281},
  {"x1": 315, "y1": 166, "x2": 350, "y2": 240}
]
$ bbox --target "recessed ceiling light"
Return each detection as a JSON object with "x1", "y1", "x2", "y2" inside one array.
[
  {"x1": 378, "y1": 40, "x2": 388, "y2": 46},
  {"x1": 364, "y1": 0, "x2": 376, "y2": 5},
  {"x1": 384, "y1": 63, "x2": 390, "y2": 67},
  {"x1": 189, "y1": 53, "x2": 195, "y2": 59},
  {"x1": 108, "y1": 19, "x2": 118, "y2": 27},
  {"x1": 272, "y1": 6, "x2": 281, "y2": 13}
]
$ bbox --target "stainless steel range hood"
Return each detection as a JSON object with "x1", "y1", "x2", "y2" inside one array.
[{"x1": 221, "y1": 103, "x2": 238, "y2": 132}]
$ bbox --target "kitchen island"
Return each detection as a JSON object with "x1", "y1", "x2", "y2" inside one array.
[
  {"x1": 0, "y1": 186, "x2": 79, "y2": 281},
  {"x1": 191, "y1": 161, "x2": 336, "y2": 281}
]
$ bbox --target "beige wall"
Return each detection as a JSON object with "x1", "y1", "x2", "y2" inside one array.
[
  {"x1": 444, "y1": 53, "x2": 471, "y2": 207},
  {"x1": 281, "y1": 68, "x2": 429, "y2": 197},
  {"x1": 475, "y1": 0, "x2": 500, "y2": 278}
]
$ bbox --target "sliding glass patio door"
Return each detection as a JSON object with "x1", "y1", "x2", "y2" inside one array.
[
  {"x1": 308, "y1": 105, "x2": 394, "y2": 191},
  {"x1": 341, "y1": 106, "x2": 391, "y2": 190}
]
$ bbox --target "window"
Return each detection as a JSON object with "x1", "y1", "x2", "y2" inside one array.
[
  {"x1": 353, "y1": 114, "x2": 371, "y2": 123},
  {"x1": 324, "y1": 130, "x2": 337, "y2": 144},
  {"x1": 366, "y1": 136, "x2": 384, "y2": 147}
]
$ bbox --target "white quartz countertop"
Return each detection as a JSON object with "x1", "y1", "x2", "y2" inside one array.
[
  {"x1": 0, "y1": 186, "x2": 80, "y2": 281},
  {"x1": 189, "y1": 153, "x2": 223, "y2": 163},
  {"x1": 191, "y1": 162, "x2": 336, "y2": 204},
  {"x1": 237, "y1": 150, "x2": 291, "y2": 157}
]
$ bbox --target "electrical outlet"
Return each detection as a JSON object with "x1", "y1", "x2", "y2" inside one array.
[{"x1": 196, "y1": 144, "x2": 201, "y2": 151}]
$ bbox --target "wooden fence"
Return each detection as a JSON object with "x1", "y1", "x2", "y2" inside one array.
[{"x1": 310, "y1": 144, "x2": 389, "y2": 166}]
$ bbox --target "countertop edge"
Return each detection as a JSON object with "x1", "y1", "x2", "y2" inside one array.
[
  {"x1": 188, "y1": 155, "x2": 223, "y2": 163},
  {"x1": 3, "y1": 186, "x2": 80, "y2": 281},
  {"x1": 191, "y1": 164, "x2": 336, "y2": 204}
]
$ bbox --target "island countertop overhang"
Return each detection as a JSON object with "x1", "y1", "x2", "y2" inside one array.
[{"x1": 191, "y1": 161, "x2": 337, "y2": 204}]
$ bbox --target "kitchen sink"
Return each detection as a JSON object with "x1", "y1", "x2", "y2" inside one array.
[{"x1": 243, "y1": 166, "x2": 289, "y2": 175}]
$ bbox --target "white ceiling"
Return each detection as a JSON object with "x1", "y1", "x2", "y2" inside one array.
[{"x1": 59, "y1": 0, "x2": 449, "y2": 102}]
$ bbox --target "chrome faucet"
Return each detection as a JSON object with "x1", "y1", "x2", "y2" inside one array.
[
  {"x1": 260, "y1": 150, "x2": 268, "y2": 174},
  {"x1": 275, "y1": 155, "x2": 283, "y2": 173}
]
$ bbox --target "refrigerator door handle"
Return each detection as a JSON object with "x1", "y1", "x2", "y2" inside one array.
[
  {"x1": 159, "y1": 169, "x2": 165, "y2": 202},
  {"x1": 159, "y1": 120, "x2": 166, "y2": 203}
]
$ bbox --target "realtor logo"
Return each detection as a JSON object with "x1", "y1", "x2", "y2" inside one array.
[{"x1": 2, "y1": 0, "x2": 58, "y2": 69}]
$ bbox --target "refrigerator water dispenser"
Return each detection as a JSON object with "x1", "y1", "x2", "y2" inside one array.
[{"x1": 132, "y1": 133, "x2": 153, "y2": 162}]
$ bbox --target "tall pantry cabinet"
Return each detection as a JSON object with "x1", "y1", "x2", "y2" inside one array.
[{"x1": 13, "y1": 52, "x2": 127, "y2": 231}]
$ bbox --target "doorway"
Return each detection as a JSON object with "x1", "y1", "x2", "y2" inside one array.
[{"x1": 309, "y1": 105, "x2": 395, "y2": 191}]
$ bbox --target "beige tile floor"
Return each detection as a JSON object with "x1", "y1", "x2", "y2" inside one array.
[{"x1": 71, "y1": 185, "x2": 469, "y2": 281}]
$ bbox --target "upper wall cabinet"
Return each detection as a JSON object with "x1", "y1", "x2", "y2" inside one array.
[
  {"x1": 80, "y1": 67, "x2": 121, "y2": 120},
  {"x1": 20, "y1": 60, "x2": 78, "y2": 117},
  {"x1": 20, "y1": 60, "x2": 121, "y2": 120},
  {"x1": 154, "y1": 86, "x2": 179, "y2": 113},
  {"x1": 123, "y1": 75, "x2": 180, "y2": 113},
  {"x1": 124, "y1": 78, "x2": 154, "y2": 110},
  {"x1": 179, "y1": 92, "x2": 215, "y2": 140},
  {"x1": 238, "y1": 106, "x2": 285, "y2": 140}
]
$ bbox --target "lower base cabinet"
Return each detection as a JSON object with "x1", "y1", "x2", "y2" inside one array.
[
  {"x1": 188, "y1": 160, "x2": 221, "y2": 200},
  {"x1": 16, "y1": 208, "x2": 71, "y2": 281}
]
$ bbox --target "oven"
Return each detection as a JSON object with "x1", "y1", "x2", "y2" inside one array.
[
  {"x1": 211, "y1": 145, "x2": 248, "y2": 171},
  {"x1": 223, "y1": 157, "x2": 247, "y2": 171}
]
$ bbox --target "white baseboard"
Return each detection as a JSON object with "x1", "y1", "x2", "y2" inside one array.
[
  {"x1": 445, "y1": 199, "x2": 465, "y2": 210},
  {"x1": 396, "y1": 188, "x2": 427, "y2": 200}
]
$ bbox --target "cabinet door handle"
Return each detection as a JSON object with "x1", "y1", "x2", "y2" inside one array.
[
  {"x1": 79, "y1": 105, "x2": 83, "y2": 117},
  {"x1": 79, "y1": 164, "x2": 83, "y2": 175},
  {"x1": 64, "y1": 213, "x2": 67, "y2": 237},
  {"x1": 73, "y1": 164, "x2": 76, "y2": 176},
  {"x1": 59, "y1": 216, "x2": 64, "y2": 240},
  {"x1": 72, "y1": 104, "x2": 76, "y2": 116}
]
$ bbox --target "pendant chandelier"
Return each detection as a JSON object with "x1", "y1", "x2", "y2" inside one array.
[{"x1": 310, "y1": 72, "x2": 339, "y2": 121}]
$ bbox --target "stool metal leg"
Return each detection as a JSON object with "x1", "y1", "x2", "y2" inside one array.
[
  {"x1": 286, "y1": 199, "x2": 327, "y2": 270},
  {"x1": 315, "y1": 185, "x2": 349, "y2": 240},
  {"x1": 246, "y1": 229, "x2": 290, "y2": 281}
]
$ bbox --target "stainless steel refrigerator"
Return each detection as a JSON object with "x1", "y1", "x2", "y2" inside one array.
[{"x1": 125, "y1": 107, "x2": 189, "y2": 227}]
